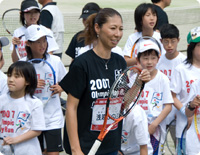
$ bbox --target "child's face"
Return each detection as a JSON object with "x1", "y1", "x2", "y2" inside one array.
[
  {"x1": 142, "y1": 9, "x2": 157, "y2": 30},
  {"x1": 193, "y1": 42, "x2": 200, "y2": 62},
  {"x1": 0, "y1": 45, "x2": 2, "y2": 59},
  {"x1": 137, "y1": 50, "x2": 159, "y2": 73},
  {"x1": 7, "y1": 69, "x2": 28, "y2": 97},
  {"x1": 24, "y1": 9, "x2": 40, "y2": 26},
  {"x1": 161, "y1": 38, "x2": 179, "y2": 55},
  {"x1": 26, "y1": 36, "x2": 47, "y2": 58}
]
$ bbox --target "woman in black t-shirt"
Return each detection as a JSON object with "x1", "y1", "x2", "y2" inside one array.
[{"x1": 60, "y1": 8, "x2": 149, "y2": 155}]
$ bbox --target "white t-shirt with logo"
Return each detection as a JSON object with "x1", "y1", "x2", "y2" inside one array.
[
  {"x1": 123, "y1": 31, "x2": 166, "y2": 58},
  {"x1": 157, "y1": 52, "x2": 186, "y2": 124},
  {"x1": 184, "y1": 79, "x2": 200, "y2": 155},
  {"x1": 10, "y1": 25, "x2": 59, "y2": 58},
  {"x1": 121, "y1": 105, "x2": 153, "y2": 155},
  {"x1": 137, "y1": 70, "x2": 173, "y2": 144},
  {"x1": 171, "y1": 62, "x2": 200, "y2": 138},
  {"x1": 0, "y1": 70, "x2": 8, "y2": 96},
  {"x1": 21, "y1": 54, "x2": 67, "y2": 130},
  {"x1": 0, "y1": 94, "x2": 46, "y2": 155}
]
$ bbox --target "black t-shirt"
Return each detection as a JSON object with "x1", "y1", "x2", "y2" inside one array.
[
  {"x1": 154, "y1": 5, "x2": 169, "y2": 30},
  {"x1": 65, "y1": 31, "x2": 85, "y2": 59},
  {"x1": 60, "y1": 50, "x2": 127, "y2": 154}
]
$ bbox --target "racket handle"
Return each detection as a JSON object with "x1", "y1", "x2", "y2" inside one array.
[
  {"x1": 88, "y1": 140, "x2": 101, "y2": 155},
  {"x1": 14, "y1": 44, "x2": 21, "y2": 60}
]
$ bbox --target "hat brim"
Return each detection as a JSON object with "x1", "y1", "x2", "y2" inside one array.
[
  {"x1": 28, "y1": 34, "x2": 52, "y2": 42},
  {"x1": 0, "y1": 37, "x2": 9, "y2": 47},
  {"x1": 23, "y1": 6, "x2": 40, "y2": 12},
  {"x1": 79, "y1": 13, "x2": 91, "y2": 19}
]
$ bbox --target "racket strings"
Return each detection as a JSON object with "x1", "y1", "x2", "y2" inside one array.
[
  {"x1": 2, "y1": 10, "x2": 21, "y2": 36},
  {"x1": 109, "y1": 69, "x2": 142, "y2": 118}
]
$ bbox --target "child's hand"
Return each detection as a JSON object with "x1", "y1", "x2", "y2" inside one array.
[
  {"x1": 12, "y1": 37, "x2": 21, "y2": 45},
  {"x1": 50, "y1": 83, "x2": 63, "y2": 96},
  {"x1": 190, "y1": 95, "x2": 200, "y2": 108},
  {"x1": 37, "y1": 79, "x2": 45, "y2": 89},
  {"x1": 3, "y1": 136, "x2": 19, "y2": 145},
  {"x1": 148, "y1": 122, "x2": 158, "y2": 135},
  {"x1": 138, "y1": 69, "x2": 151, "y2": 83}
]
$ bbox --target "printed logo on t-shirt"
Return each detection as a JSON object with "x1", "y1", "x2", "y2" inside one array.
[
  {"x1": 0, "y1": 110, "x2": 30, "y2": 133},
  {"x1": 151, "y1": 92, "x2": 163, "y2": 110},
  {"x1": 114, "y1": 69, "x2": 122, "y2": 80},
  {"x1": 16, "y1": 112, "x2": 30, "y2": 132},
  {"x1": 121, "y1": 129, "x2": 129, "y2": 144}
]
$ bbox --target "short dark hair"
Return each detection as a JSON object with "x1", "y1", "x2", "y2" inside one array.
[
  {"x1": 7, "y1": 61, "x2": 37, "y2": 97},
  {"x1": 184, "y1": 42, "x2": 197, "y2": 66},
  {"x1": 137, "y1": 49, "x2": 159, "y2": 61},
  {"x1": 160, "y1": 24, "x2": 179, "y2": 39},
  {"x1": 151, "y1": 0, "x2": 161, "y2": 3},
  {"x1": 134, "y1": 3, "x2": 157, "y2": 32}
]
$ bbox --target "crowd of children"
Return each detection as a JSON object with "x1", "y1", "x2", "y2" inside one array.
[{"x1": 1, "y1": 0, "x2": 200, "y2": 155}]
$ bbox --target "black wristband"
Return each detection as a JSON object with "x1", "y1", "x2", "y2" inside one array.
[{"x1": 187, "y1": 102, "x2": 195, "y2": 111}]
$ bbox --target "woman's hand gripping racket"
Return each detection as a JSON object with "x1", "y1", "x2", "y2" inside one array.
[
  {"x1": 88, "y1": 66, "x2": 146, "y2": 155},
  {"x1": 2, "y1": 9, "x2": 23, "y2": 59},
  {"x1": 28, "y1": 59, "x2": 56, "y2": 108},
  {"x1": 0, "y1": 137, "x2": 14, "y2": 155}
]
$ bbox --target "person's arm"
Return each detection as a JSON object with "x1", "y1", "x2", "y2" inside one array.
[
  {"x1": 3, "y1": 130, "x2": 41, "y2": 145},
  {"x1": 148, "y1": 104, "x2": 172, "y2": 135},
  {"x1": 66, "y1": 93, "x2": 84, "y2": 155},
  {"x1": 124, "y1": 56, "x2": 137, "y2": 67},
  {"x1": 171, "y1": 91, "x2": 183, "y2": 110},
  {"x1": 140, "y1": 145, "x2": 148, "y2": 155}
]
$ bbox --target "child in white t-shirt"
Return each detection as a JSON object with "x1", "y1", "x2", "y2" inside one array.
[
  {"x1": 170, "y1": 26, "x2": 200, "y2": 155},
  {"x1": 123, "y1": 3, "x2": 165, "y2": 66},
  {"x1": 184, "y1": 79, "x2": 200, "y2": 155},
  {"x1": 0, "y1": 37, "x2": 9, "y2": 96},
  {"x1": 24, "y1": 24, "x2": 67, "y2": 154},
  {"x1": 0, "y1": 61, "x2": 46, "y2": 155},
  {"x1": 136, "y1": 39, "x2": 173, "y2": 155},
  {"x1": 157, "y1": 24, "x2": 186, "y2": 148},
  {"x1": 10, "y1": 0, "x2": 58, "y2": 62},
  {"x1": 121, "y1": 105, "x2": 153, "y2": 155}
]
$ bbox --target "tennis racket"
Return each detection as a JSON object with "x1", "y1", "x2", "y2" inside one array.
[
  {"x1": 0, "y1": 137, "x2": 14, "y2": 155},
  {"x1": 165, "y1": 119, "x2": 176, "y2": 155},
  {"x1": 28, "y1": 58, "x2": 56, "y2": 108},
  {"x1": 150, "y1": 124, "x2": 161, "y2": 154},
  {"x1": 194, "y1": 107, "x2": 200, "y2": 140},
  {"x1": 2, "y1": 8, "x2": 22, "y2": 59},
  {"x1": 130, "y1": 36, "x2": 162, "y2": 58},
  {"x1": 88, "y1": 66, "x2": 145, "y2": 155},
  {"x1": 180, "y1": 124, "x2": 187, "y2": 155}
]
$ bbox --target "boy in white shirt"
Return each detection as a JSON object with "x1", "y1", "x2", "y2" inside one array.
[
  {"x1": 0, "y1": 37, "x2": 9, "y2": 96},
  {"x1": 121, "y1": 105, "x2": 153, "y2": 155},
  {"x1": 136, "y1": 39, "x2": 173, "y2": 155},
  {"x1": 157, "y1": 24, "x2": 186, "y2": 147}
]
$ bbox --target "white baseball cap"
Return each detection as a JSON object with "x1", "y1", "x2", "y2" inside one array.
[
  {"x1": 25, "y1": 25, "x2": 50, "y2": 41},
  {"x1": 0, "y1": 37, "x2": 9, "y2": 47},
  {"x1": 138, "y1": 39, "x2": 160, "y2": 55}
]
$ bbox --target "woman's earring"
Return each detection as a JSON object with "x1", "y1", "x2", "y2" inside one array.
[{"x1": 97, "y1": 34, "x2": 99, "y2": 38}]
